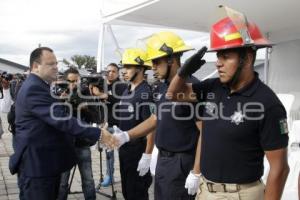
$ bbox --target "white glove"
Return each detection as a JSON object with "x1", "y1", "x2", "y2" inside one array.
[
  {"x1": 185, "y1": 171, "x2": 201, "y2": 195},
  {"x1": 137, "y1": 153, "x2": 151, "y2": 176},
  {"x1": 113, "y1": 125, "x2": 130, "y2": 148}
]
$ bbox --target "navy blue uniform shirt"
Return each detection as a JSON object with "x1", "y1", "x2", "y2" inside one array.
[
  {"x1": 192, "y1": 72, "x2": 289, "y2": 183},
  {"x1": 118, "y1": 81, "x2": 153, "y2": 133},
  {"x1": 155, "y1": 76, "x2": 200, "y2": 153}
]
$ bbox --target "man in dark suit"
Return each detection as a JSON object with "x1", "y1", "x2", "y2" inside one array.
[{"x1": 9, "y1": 47, "x2": 116, "y2": 200}]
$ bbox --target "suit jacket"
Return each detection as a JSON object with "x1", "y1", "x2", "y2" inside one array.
[{"x1": 9, "y1": 74, "x2": 100, "y2": 177}]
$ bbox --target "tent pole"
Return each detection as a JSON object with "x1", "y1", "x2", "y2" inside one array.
[
  {"x1": 96, "y1": 23, "x2": 105, "y2": 72},
  {"x1": 107, "y1": 25, "x2": 124, "y2": 59},
  {"x1": 264, "y1": 32, "x2": 270, "y2": 84}
]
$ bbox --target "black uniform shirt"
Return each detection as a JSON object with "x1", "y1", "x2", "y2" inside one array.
[
  {"x1": 192, "y1": 72, "x2": 289, "y2": 183},
  {"x1": 155, "y1": 76, "x2": 200, "y2": 153},
  {"x1": 118, "y1": 81, "x2": 153, "y2": 132}
]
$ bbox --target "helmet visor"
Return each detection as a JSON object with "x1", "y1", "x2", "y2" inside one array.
[{"x1": 211, "y1": 5, "x2": 254, "y2": 45}]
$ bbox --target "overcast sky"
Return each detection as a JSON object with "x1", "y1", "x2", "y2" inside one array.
[{"x1": 0, "y1": 0, "x2": 265, "y2": 72}]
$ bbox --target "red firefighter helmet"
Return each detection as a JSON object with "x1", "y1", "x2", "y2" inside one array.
[{"x1": 208, "y1": 17, "x2": 272, "y2": 52}]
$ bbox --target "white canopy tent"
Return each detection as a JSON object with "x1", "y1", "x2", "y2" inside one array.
[
  {"x1": 98, "y1": 1, "x2": 300, "y2": 199},
  {"x1": 98, "y1": 0, "x2": 300, "y2": 92},
  {"x1": 98, "y1": 0, "x2": 300, "y2": 116},
  {"x1": 100, "y1": 0, "x2": 300, "y2": 42}
]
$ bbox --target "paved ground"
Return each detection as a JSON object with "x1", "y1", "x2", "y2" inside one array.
[{"x1": 0, "y1": 113, "x2": 154, "y2": 200}]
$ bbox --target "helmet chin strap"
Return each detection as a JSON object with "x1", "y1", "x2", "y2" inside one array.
[
  {"x1": 164, "y1": 57, "x2": 173, "y2": 84},
  {"x1": 129, "y1": 68, "x2": 141, "y2": 82},
  {"x1": 228, "y1": 49, "x2": 247, "y2": 87}
]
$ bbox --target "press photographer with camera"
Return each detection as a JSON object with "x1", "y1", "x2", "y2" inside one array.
[
  {"x1": 92, "y1": 63, "x2": 127, "y2": 188},
  {"x1": 1, "y1": 71, "x2": 29, "y2": 151},
  {"x1": 0, "y1": 71, "x2": 14, "y2": 113},
  {"x1": 0, "y1": 71, "x2": 17, "y2": 140},
  {"x1": 57, "y1": 67, "x2": 102, "y2": 200}
]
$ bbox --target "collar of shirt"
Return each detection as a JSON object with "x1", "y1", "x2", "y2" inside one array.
[
  {"x1": 126, "y1": 80, "x2": 147, "y2": 94},
  {"x1": 29, "y1": 73, "x2": 51, "y2": 87}
]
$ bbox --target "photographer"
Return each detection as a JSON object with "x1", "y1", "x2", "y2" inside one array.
[
  {"x1": 93, "y1": 63, "x2": 127, "y2": 188},
  {"x1": 0, "y1": 72, "x2": 13, "y2": 139},
  {"x1": 57, "y1": 68, "x2": 99, "y2": 200},
  {"x1": 0, "y1": 71, "x2": 14, "y2": 113},
  {"x1": 0, "y1": 71, "x2": 26, "y2": 141}
]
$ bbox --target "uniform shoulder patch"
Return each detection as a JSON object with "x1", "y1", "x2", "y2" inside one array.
[{"x1": 279, "y1": 119, "x2": 289, "y2": 135}]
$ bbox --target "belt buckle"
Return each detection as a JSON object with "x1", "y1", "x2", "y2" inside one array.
[
  {"x1": 218, "y1": 183, "x2": 226, "y2": 192},
  {"x1": 206, "y1": 182, "x2": 216, "y2": 193},
  {"x1": 207, "y1": 182, "x2": 227, "y2": 193}
]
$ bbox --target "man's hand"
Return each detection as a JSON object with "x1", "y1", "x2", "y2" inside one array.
[
  {"x1": 184, "y1": 171, "x2": 201, "y2": 195},
  {"x1": 137, "y1": 153, "x2": 151, "y2": 176},
  {"x1": 59, "y1": 91, "x2": 69, "y2": 100},
  {"x1": 178, "y1": 46, "x2": 207, "y2": 78},
  {"x1": 90, "y1": 85, "x2": 108, "y2": 100},
  {"x1": 100, "y1": 124, "x2": 119, "y2": 149},
  {"x1": 112, "y1": 125, "x2": 130, "y2": 148}
]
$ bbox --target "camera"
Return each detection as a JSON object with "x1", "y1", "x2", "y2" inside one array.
[
  {"x1": 52, "y1": 82, "x2": 70, "y2": 97},
  {"x1": 1, "y1": 71, "x2": 13, "y2": 82},
  {"x1": 52, "y1": 74, "x2": 106, "y2": 112},
  {"x1": 80, "y1": 74, "x2": 106, "y2": 94},
  {"x1": 69, "y1": 75, "x2": 105, "y2": 106},
  {"x1": 69, "y1": 75, "x2": 102, "y2": 108}
]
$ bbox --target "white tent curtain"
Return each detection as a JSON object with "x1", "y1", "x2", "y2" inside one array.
[
  {"x1": 268, "y1": 39, "x2": 300, "y2": 121},
  {"x1": 269, "y1": 39, "x2": 300, "y2": 93}
]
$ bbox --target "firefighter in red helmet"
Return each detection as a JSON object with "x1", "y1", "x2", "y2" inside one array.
[{"x1": 167, "y1": 5, "x2": 289, "y2": 200}]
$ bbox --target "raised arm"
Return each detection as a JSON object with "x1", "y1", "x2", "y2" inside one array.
[
  {"x1": 167, "y1": 76, "x2": 196, "y2": 102},
  {"x1": 167, "y1": 47, "x2": 207, "y2": 102}
]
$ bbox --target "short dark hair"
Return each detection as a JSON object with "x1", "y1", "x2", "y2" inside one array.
[
  {"x1": 173, "y1": 52, "x2": 183, "y2": 66},
  {"x1": 29, "y1": 47, "x2": 53, "y2": 70},
  {"x1": 64, "y1": 67, "x2": 79, "y2": 79},
  {"x1": 154, "y1": 52, "x2": 182, "y2": 66},
  {"x1": 107, "y1": 63, "x2": 119, "y2": 71},
  {"x1": 236, "y1": 47, "x2": 257, "y2": 66}
]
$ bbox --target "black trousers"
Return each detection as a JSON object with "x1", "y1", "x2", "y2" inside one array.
[
  {"x1": 17, "y1": 151, "x2": 61, "y2": 200},
  {"x1": 119, "y1": 139, "x2": 152, "y2": 200},
  {"x1": 18, "y1": 172, "x2": 60, "y2": 200},
  {"x1": 155, "y1": 151, "x2": 195, "y2": 200}
]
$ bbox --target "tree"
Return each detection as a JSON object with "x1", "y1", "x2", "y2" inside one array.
[
  {"x1": 84, "y1": 55, "x2": 97, "y2": 69},
  {"x1": 63, "y1": 55, "x2": 97, "y2": 70}
]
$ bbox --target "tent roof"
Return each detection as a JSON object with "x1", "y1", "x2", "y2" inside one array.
[{"x1": 106, "y1": 0, "x2": 300, "y2": 43}]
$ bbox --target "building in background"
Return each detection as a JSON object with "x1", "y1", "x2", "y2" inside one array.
[{"x1": 0, "y1": 58, "x2": 28, "y2": 73}]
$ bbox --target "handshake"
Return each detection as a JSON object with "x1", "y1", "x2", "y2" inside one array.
[
  {"x1": 99, "y1": 124, "x2": 152, "y2": 177},
  {"x1": 99, "y1": 124, "x2": 130, "y2": 150}
]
